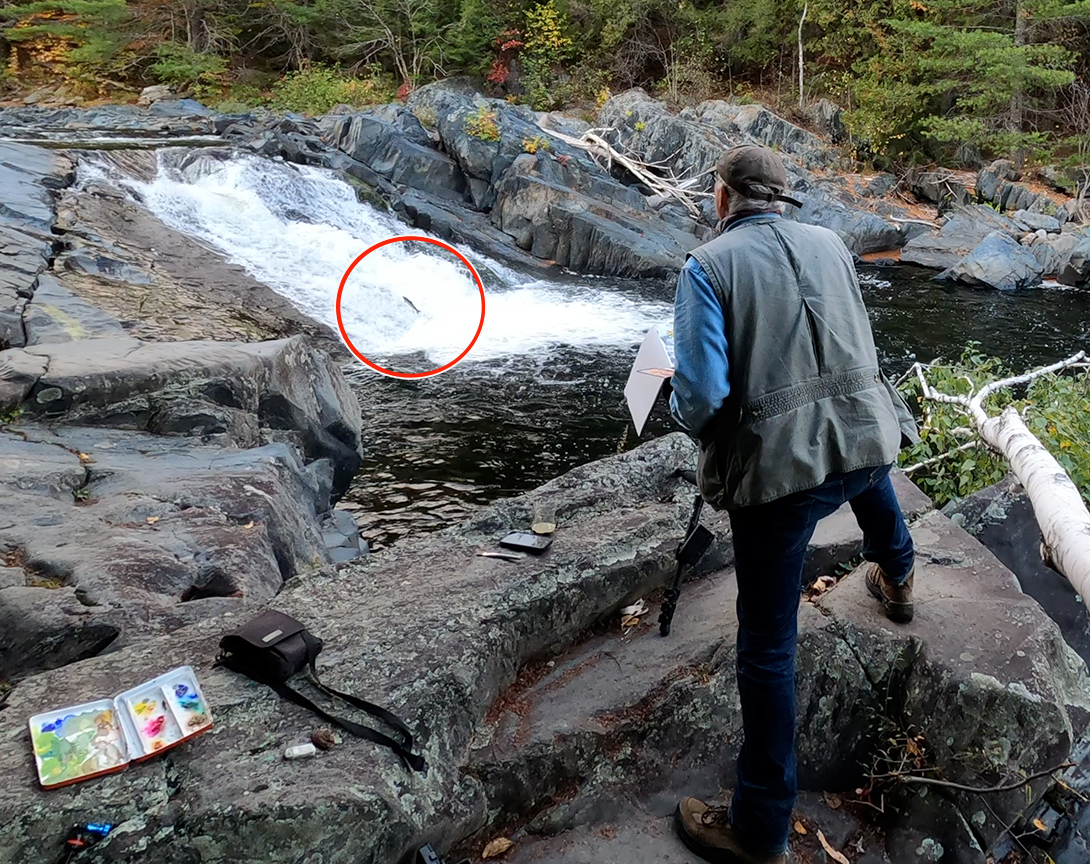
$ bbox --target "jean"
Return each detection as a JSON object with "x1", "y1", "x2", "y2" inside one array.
[{"x1": 726, "y1": 463, "x2": 915, "y2": 857}]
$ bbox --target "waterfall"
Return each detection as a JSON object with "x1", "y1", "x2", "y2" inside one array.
[{"x1": 79, "y1": 149, "x2": 669, "y2": 370}]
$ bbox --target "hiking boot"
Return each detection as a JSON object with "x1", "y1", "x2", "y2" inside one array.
[
  {"x1": 674, "y1": 797, "x2": 791, "y2": 864},
  {"x1": 865, "y1": 563, "x2": 914, "y2": 623}
]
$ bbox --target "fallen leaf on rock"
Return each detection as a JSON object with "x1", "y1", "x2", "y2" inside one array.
[
  {"x1": 812, "y1": 575, "x2": 837, "y2": 594},
  {"x1": 77, "y1": 452, "x2": 95, "y2": 463},
  {"x1": 243, "y1": 521, "x2": 255, "y2": 529},
  {"x1": 1032, "y1": 818, "x2": 1048, "y2": 832},
  {"x1": 621, "y1": 615, "x2": 640, "y2": 629},
  {"x1": 823, "y1": 791, "x2": 842, "y2": 810},
  {"x1": 621, "y1": 599, "x2": 648, "y2": 617},
  {"x1": 817, "y1": 830, "x2": 850, "y2": 864},
  {"x1": 793, "y1": 820, "x2": 807, "y2": 835},
  {"x1": 482, "y1": 837, "x2": 515, "y2": 859},
  {"x1": 146, "y1": 516, "x2": 159, "y2": 524}
]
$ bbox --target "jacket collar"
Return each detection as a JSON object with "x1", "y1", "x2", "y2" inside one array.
[{"x1": 717, "y1": 211, "x2": 781, "y2": 234}]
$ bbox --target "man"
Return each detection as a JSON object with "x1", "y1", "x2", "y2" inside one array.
[{"x1": 669, "y1": 145, "x2": 918, "y2": 864}]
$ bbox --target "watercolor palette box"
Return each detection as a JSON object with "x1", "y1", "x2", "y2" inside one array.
[{"x1": 28, "y1": 666, "x2": 213, "y2": 789}]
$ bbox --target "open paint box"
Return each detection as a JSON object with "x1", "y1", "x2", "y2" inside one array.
[{"x1": 29, "y1": 666, "x2": 213, "y2": 789}]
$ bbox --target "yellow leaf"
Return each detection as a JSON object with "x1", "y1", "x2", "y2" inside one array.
[
  {"x1": 482, "y1": 837, "x2": 515, "y2": 859},
  {"x1": 77, "y1": 452, "x2": 94, "y2": 463},
  {"x1": 243, "y1": 521, "x2": 255, "y2": 529},
  {"x1": 146, "y1": 516, "x2": 159, "y2": 524},
  {"x1": 818, "y1": 830, "x2": 850, "y2": 864},
  {"x1": 1033, "y1": 818, "x2": 1048, "y2": 831},
  {"x1": 621, "y1": 615, "x2": 640, "y2": 629},
  {"x1": 793, "y1": 820, "x2": 807, "y2": 835},
  {"x1": 1061, "y1": 441, "x2": 1071, "y2": 449}
]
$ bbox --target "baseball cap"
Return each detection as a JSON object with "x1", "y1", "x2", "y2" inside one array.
[{"x1": 716, "y1": 145, "x2": 803, "y2": 208}]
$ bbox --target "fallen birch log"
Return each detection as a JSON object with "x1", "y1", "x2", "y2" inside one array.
[{"x1": 912, "y1": 352, "x2": 1090, "y2": 602}]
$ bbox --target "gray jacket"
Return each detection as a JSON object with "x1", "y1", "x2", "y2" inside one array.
[{"x1": 688, "y1": 215, "x2": 918, "y2": 511}]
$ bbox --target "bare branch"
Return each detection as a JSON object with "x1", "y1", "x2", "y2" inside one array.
[{"x1": 876, "y1": 762, "x2": 1074, "y2": 794}]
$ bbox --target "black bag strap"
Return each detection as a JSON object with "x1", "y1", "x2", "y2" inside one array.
[
  {"x1": 267, "y1": 677, "x2": 426, "y2": 773},
  {"x1": 298, "y1": 632, "x2": 421, "y2": 760}
]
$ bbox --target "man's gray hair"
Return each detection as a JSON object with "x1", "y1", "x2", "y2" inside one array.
[
  {"x1": 727, "y1": 191, "x2": 785, "y2": 216},
  {"x1": 714, "y1": 176, "x2": 785, "y2": 216}
]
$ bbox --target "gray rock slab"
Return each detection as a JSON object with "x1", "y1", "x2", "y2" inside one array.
[
  {"x1": 0, "y1": 428, "x2": 332, "y2": 678},
  {"x1": 901, "y1": 206, "x2": 1021, "y2": 270},
  {"x1": 936, "y1": 230, "x2": 1044, "y2": 290},
  {"x1": 0, "y1": 335, "x2": 363, "y2": 495},
  {"x1": 22, "y1": 274, "x2": 126, "y2": 345},
  {"x1": 945, "y1": 478, "x2": 1090, "y2": 666},
  {"x1": 0, "y1": 437, "x2": 1083, "y2": 863}
]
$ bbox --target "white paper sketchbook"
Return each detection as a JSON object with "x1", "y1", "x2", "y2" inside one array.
[{"x1": 624, "y1": 326, "x2": 675, "y2": 436}]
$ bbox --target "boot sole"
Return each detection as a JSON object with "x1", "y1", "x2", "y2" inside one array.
[
  {"x1": 673, "y1": 804, "x2": 745, "y2": 864},
  {"x1": 866, "y1": 574, "x2": 914, "y2": 623}
]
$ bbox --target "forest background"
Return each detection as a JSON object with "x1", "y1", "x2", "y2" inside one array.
[{"x1": 3, "y1": 0, "x2": 1090, "y2": 171}]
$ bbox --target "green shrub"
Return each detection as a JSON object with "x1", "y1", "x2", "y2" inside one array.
[
  {"x1": 150, "y1": 43, "x2": 227, "y2": 90},
  {"x1": 269, "y1": 65, "x2": 396, "y2": 115},
  {"x1": 215, "y1": 83, "x2": 266, "y2": 113},
  {"x1": 464, "y1": 105, "x2": 501, "y2": 141},
  {"x1": 522, "y1": 134, "x2": 550, "y2": 153},
  {"x1": 896, "y1": 345, "x2": 1090, "y2": 507}
]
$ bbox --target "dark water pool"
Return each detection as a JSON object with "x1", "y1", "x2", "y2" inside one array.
[{"x1": 344, "y1": 265, "x2": 1090, "y2": 549}]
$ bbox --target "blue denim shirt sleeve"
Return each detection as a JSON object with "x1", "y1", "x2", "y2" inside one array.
[{"x1": 669, "y1": 258, "x2": 730, "y2": 437}]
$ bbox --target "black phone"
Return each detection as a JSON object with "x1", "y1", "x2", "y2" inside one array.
[{"x1": 499, "y1": 532, "x2": 553, "y2": 554}]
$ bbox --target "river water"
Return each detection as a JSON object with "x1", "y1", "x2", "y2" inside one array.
[{"x1": 88, "y1": 150, "x2": 1090, "y2": 549}]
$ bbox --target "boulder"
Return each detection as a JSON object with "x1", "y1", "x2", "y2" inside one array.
[
  {"x1": 1058, "y1": 235, "x2": 1090, "y2": 287},
  {"x1": 788, "y1": 191, "x2": 904, "y2": 255},
  {"x1": 491, "y1": 153, "x2": 700, "y2": 277},
  {"x1": 944, "y1": 478, "x2": 1090, "y2": 666},
  {"x1": 861, "y1": 173, "x2": 898, "y2": 198},
  {"x1": 1027, "y1": 231, "x2": 1081, "y2": 277},
  {"x1": 0, "y1": 335, "x2": 363, "y2": 496},
  {"x1": 433, "y1": 96, "x2": 597, "y2": 212},
  {"x1": 802, "y1": 98, "x2": 846, "y2": 143},
  {"x1": 901, "y1": 205, "x2": 1021, "y2": 270},
  {"x1": 1011, "y1": 209, "x2": 1062, "y2": 233},
  {"x1": 685, "y1": 99, "x2": 839, "y2": 170},
  {"x1": 137, "y1": 85, "x2": 174, "y2": 106},
  {"x1": 909, "y1": 169, "x2": 971, "y2": 206},
  {"x1": 321, "y1": 113, "x2": 467, "y2": 204},
  {"x1": 598, "y1": 89, "x2": 905, "y2": 252},
  {"x1": 936, "y1": 230, "x2": 1044, "y2": 291}
]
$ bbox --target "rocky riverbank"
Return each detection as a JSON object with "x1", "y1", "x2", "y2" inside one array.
[
  {"x1": 4, "y1": 81, "x2": 1087, "y2": 292},
  {"x1": 2, "y1": 87, "x2": 1090, "y2": 864}
]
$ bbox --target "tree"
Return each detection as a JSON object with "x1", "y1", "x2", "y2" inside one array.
[{"x1": 1, "y1": 0, "x2": 132, "y2": 71}]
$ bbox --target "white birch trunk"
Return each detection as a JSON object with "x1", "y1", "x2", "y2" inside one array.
[
  {"x1": 917, "y1": 351, "x2": 1090, "y2": 603},
  {"x1": 977, "y1": 406, "x2": 1090, "y2": 603}
]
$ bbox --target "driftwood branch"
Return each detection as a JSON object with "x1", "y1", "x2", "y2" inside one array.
[
  {"x1": 913, "y1": 351, "x2": 1090, "y2": 602},
  {"x1": 544, "y1": 127, "x2": 708, "y2": 219}
]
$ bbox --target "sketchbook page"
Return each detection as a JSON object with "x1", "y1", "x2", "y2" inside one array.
[{"x1": 624, "y1": 325, "x2": 674, "y2": 437}]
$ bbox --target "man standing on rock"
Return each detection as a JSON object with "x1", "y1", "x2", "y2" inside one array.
[{"x1": 668, "y1": 145, "x2": 919, "y2": 864}]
